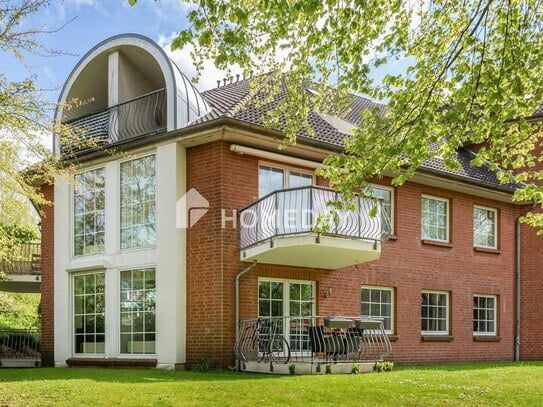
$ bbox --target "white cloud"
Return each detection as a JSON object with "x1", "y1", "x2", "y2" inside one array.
[{"x1": 157, "y1": 32, "x2": 243, "y2": 92}]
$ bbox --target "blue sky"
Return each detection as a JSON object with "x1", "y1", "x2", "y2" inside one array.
[
  {"x1": 2, "y1": 0, "x2": 404, "y2": 151},
  {"x1": 3, "y1": 0, "x2": 202, "y2": 98}
]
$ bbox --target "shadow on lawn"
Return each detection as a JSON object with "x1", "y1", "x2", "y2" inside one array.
[
  {"x1": 0, "y1": 368, "x2": 287, "y2": 384},
  {"x1": 0, "y1": 361, "x2": 542, "y2": 383},
  {"x1": 396, "y1": 361, "x2": 543, "y2": 373}
]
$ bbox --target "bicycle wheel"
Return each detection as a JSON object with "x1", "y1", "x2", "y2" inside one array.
[{"x1": 269, "y1": 335, "x2": 290, "y2": 364}]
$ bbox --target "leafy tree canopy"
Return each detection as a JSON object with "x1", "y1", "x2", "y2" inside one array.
[
  {"x1": 131, "y1": 0, "x2": 543, "y2": 226},
  {"x1": 0, "y1": 0, "x2": 64, "y2": 260}
]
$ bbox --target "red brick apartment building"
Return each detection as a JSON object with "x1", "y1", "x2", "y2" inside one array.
[{"x1": 38, "y1": 34, "x2": 543, "y2": 372}]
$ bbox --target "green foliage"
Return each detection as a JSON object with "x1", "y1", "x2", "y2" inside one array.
[
  {"x1": 351, "y1": 364, "x2": 360, "y2": 374},
  {"x1": 289, "y1": 363, "x2": 296, "y2": 375},
  {"x1": 0, "y1": 0, "x2": 65, "y2": 262},
  {"x1": 192, "y1": 358, "x2": 210, "y2": 372},
  {"x1": 375, "y1": 361, "x2": 394, "y2": 372},
  {"x1": 325, "y1": 364, "x2": 332, "y2": 374},
  {"x1": 0, "y1": 292, "x2": 41, "y2": 330},
  {"x1": 130, "y1": 0, "x2": 543, "y2": 228},
  {"x1": 0, "y1": 224, "x2": 38, "y2": 245}
]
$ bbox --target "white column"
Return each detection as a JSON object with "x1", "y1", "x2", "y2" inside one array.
[
  {"x1": 108, "y1": 51, "x2": 119, "y2": 141},
  {"x1": 155, "y1": 142, "x2": 187, "y2": 368},
  {"x1": 54, "y1": 176, "x2": 71, "y2": 367}
]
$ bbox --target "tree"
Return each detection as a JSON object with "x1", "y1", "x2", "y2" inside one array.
[
  {"x1": 0, "y1": 0, "x2": 65, "y2": 262},
  {"x1": 131, "y1": 0, "x2": 543, "y2": 227}
]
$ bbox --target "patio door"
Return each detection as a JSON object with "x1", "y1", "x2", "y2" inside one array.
[{"x1": 258, "y1": 279, "x2": 315, "y2": 353}]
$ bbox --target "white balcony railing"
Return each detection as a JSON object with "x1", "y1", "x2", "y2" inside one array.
[
  {"x1": 239, "y1": 186, "x2": 391, "y2": 250},
  {"x1": 61, "y1": 88, "x2": 167, "y2": 155}
]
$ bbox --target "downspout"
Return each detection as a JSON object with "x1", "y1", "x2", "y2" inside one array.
[
  {"x1": 235, "y1": 261, "x2": 257, "y2": 369},
  {"x1": 515, "y1": 202, "x2": 537, "y2": 361}
]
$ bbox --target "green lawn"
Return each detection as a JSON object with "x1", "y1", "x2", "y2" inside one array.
[{"x1": 0, "y1": 362, "x2": 542, "y2": 406}]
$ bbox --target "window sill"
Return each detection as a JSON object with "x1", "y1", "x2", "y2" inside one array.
[
  {"x1": 388, "y1": 334, "x2": 399, "y2": 342},
  {"x1": 474, "y1": 247, "x2": 501, "y2": 254},
  {"x1": 421, "y1": 335, "x2": 454, "y2": 342},
  {"x1": 473, "y1": 335, "x2": 501, "y2": 342},
  {"x1": 421, "y1": 239, "x2": 453, "y2": 248}
]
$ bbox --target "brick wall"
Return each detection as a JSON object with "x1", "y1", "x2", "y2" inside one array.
[
  {"x1": 520, "y1": 216, "x2": 543, "y2": 360},
  {"x1": 40, "y1": 183, "x2": 54, "y2": 367},
  {"x1": 185, "y1": 137, "x2": 521, "y2": 367}
]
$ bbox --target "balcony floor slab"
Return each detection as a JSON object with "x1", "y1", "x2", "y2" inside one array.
[{"x1": 241, "y1": 234, "x2": 381, "y2": 269}]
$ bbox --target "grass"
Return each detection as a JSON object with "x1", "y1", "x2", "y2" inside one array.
[
  {"x1": 0, "y1": 292, "x2": 40, "y2": 330},
  {"x1": 0, "y1": 362, "x2": 542, "y2": 406}
]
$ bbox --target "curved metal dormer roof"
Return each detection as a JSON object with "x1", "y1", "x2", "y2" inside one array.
[{"x1": 55, "y1": 33, "x2": 210, "y2": 153}]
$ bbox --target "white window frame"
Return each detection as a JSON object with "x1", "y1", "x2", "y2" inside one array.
[
  {"x1": 119, "y1": 267, "x2": 157, "y2": 356},
  {"x1": 119, "y1": 153, "x2": 157, "y2": 251},
  {"x1": 258, "y1": 277, "x2": 316, "y2": 318},
  {"x1": 421, "y1": 195, "x2": 450, "y2": 243},
  {"x1": 361, "y1": 285, "x2": 394, "y2": 334},
  {"x1": 369, "y1": 184, "x2": 395, "y2": 234},
  {"x1": 473, "y1": 294, "x2": 497, "y2": 336},
  {"x1": 258, "y1": 162, "x2": 315, "y2": 198},
  {"x1": 473, "y1": 205, "x2": 498, "y2": 249},
  {"x1": 72, "y1": 271, "x2": 106, "y2": 356},
  {"x1": 72, "y1": 166, "x2": 106, "y2": 257},
  {"x1": 421, "y1": 290, "x2": 450, "y2": 336}
]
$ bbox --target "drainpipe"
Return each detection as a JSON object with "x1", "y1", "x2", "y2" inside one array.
[
  {"x1": 235, "y1": 261, "x2": 257, "y2": 369},
  {"x1": 515, "y1": 202, "x2": 537, "y2": 361}
]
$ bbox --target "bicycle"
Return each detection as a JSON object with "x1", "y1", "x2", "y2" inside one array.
[{"x1": 238, "y1": 318, "x2": 290, "y2": 364}]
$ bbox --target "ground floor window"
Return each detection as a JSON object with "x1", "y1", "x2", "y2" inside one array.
[
  {"x1": 258, "y1": 279, "x2": 314, "y2": 352},
  {"x1": 361, "y1": 285, "x2": 394, "y2": 333},
  {"x1": 120, "y1": 268, "x2": 156, "y2": 354},
  {"x1": 421, "y1": 290, "x2": 449, "y2": 335},
  {"x1": 473, "y1": 295, "x2": 497, "y2": 336},
  {"x1": 74, "y1": 272, "x2": 105, "y2": 354}
]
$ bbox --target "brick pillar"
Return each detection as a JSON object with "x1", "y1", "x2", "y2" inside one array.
[{"x1": 40, "y1": 183, "x2": 55, "y2": 366}]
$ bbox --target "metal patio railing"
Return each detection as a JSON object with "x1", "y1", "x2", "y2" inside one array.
[
  {"x1": 61, "y1": 88, "x2": 167, "y2": 154},
  {"x1": 239, "y1": 186, "x2": 391, "y2": 250},
  {"x1": 0, "y1": 328, "x2": 41, "y2": 366},
  {"x1": 0, "y1": 242, "x2": 40, "y2": 275},
  {"x1": 235, "y1": 316, "x2": 391, "y2": 367}
]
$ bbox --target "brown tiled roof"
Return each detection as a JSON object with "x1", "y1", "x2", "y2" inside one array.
[{"x1": 198, "y1": 77, "x2": 519, "y2": 193}]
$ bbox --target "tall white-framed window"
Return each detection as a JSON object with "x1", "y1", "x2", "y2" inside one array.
[
  {"x1": 74, "y1": 168, "x2": 105, "y2": 256},
  {"x1": 120, "y1": 154, "x2": 156, "y2": 250},
  {"x1": 120, "y1": 268, "x2": 156, "y2": 355},
  {"x1": 73, "y1": 272, "x2": 106, "y2": 354},
  {"x1": 473, "y1": 294, "x2": 497, "y2": 336},
  {"x1": 421, "y1": 195, "x2": 449, "y2": 242},
  {"x1": 361, "y1": 285, "x2": 394, "y2": 334},
  {"x1": 473, "y1": 206, "x2": 498, "y2": 249},
  {"x1": 369, "y1": 185, "x2": 394, "y2": 233},
  {"x1": 421, "y1": 290, "x2": 449, "y2": 335},
  {"x1": 258, "y1": 164, "x2": 314, "y2": 198},
  {"x1": 258, "y1": 278, "x2": 315, "y2": 352}
]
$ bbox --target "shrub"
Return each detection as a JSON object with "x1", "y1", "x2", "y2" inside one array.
[{"x1": 375, "y1": 361, "x2": 394, "y2": 372}]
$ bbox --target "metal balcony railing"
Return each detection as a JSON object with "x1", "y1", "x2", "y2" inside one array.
[
  {"x1": 239, "y1": 186, "x2": 391, "y2": 250},
  {"x1": 0, "y1": 328, "x2": 41, "y2": 365},
  {"x1": 0, "y1": 242, "x2": 40, "y2": 275},
  {"x1": 61, "y1": 88, "x2": 167, "y2": 154},
  {"x1": 235, "y1": 316, "x2": 391, "y2": 367}
]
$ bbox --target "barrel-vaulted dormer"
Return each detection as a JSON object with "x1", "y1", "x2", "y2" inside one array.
[{"x1": 55, "y1": 34, "x2": 209, "y2": 155}]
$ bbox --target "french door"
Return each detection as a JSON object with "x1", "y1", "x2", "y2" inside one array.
[{"x1": 258, "y1": 279, "x2": 315, "y2": 353}]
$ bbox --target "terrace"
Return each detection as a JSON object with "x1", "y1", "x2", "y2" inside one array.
[{"x1": 235, "y1": 316, "x2": 391, "y2": 374}]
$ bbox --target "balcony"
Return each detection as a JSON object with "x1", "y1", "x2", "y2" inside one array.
[
  {"x1": 0, "y1": 242, "x2": 41, "y2": 293},
  {"x1": 235, "y1": 316, "x2": 391, "y2": 374},
  {"x1": 239, "y1": 186, "x2": 391, "y2": 269},
  {"x1": 60, "y1": 88, "x2": 167, "y2": 155}
]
